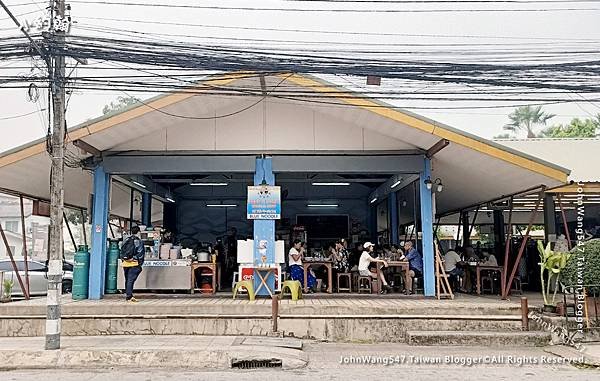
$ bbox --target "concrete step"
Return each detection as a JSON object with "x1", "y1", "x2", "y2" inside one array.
[
  {"x1": 406, "y1": 330, "x2": 551, "y2": 346},
  {"x1": 0, "y1": 314, "x2": 525, "y2": 341},
  {"x1": 0, "y1": 300, "x2": 523, "y2": 317}
]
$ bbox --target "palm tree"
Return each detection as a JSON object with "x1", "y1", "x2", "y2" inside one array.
[{"x1": 503, "y1": 106, "x2": 555, "y2": 138}]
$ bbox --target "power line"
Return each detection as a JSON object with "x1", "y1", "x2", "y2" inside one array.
[
  {"x1": 0, "y1": 108, "x2": 44, "y2": 120},
  {"x1": 76, "y1": 15, "x2": 599, "y2": 42},
  {"x1": 67, "y1": 0, "x2": 600, "y2": 12}
]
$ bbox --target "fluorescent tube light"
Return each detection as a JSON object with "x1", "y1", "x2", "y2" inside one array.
[
  {"x1": 190, "y1": 182, "x2": 228, "y2": 186},
  {"x1": 206, "y1": 204, "x2": 237, "y2": 207},
  {"x1": 390, "y1": 180, "x2": 402, "y2": 189},
  {"x1": 132, "y1": 181, "x2": 146, "y2": 189},
  {"x1": 370, "y1": 197, "x2": 378, "y2": 204},
  {"x1": 307, "y1": 204, "x2": 339, "y2": 208},
  {"x1": 166, "y1": 197, "x2": 175, "y2": 203},
  {"x1": 311, "y1": 182, "x2": 350, "y2": 186}
]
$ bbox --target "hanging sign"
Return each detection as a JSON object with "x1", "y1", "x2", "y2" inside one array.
[{"x1": 247, "y1": 185, "x2": 281, "y2": 220}]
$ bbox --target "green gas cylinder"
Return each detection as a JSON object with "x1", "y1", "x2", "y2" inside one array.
[
  {"x1": 72, "y1": 245, "x2": 90, "y2": 300},
  {"x1": 105, "y1": 239, "x2": 120, "y2": 294}
]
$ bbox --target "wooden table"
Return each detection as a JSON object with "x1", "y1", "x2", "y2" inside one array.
[
  {"x1": 303, "y1": 260, "x2": 333, "y2": 293},
  {"x1": 386, "y1": 261, "x2": 411, "y2": 291},
  {"x1": 190, "y1": 262, "x2": 220, "y2": 294},
  {"x1": 475, "y1": 264, "x2": 505, "y2": 296}
]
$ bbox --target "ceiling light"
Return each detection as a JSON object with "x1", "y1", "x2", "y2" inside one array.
[
  {"x1": 166, "y1": 197, "x2": 175, "y2": 203},
  {"x1": 206, "y1": 204, "x2": 237, "y2": 207},
  {"x1": 307, "y1": 204, "x2": 339, "y2": 208},
  {"x1": 370, "y1": 197, "x2": 378, "y2": 204},
  {"x1": 132, "y1": 181, "x2": 146, "y2": 189},
  {"x1": 312, "y1": 182, "x2": 350, "y2": 186},
  {"x1": 390, "y1": 179, "x2": 402, "y2": 189},
  {"x1": 190, "y1": 182, "x2": 228, "y2": 186}
]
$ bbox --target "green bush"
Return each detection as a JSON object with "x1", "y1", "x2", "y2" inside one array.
[{"x1": 561, "y1": 239, "x2": 600, "y2": 288}]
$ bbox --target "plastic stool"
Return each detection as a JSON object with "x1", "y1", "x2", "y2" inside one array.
[
  {"x1": 233, "y1": 280, "x2": 256, "y2": 301},
  {"x1": 358, "y1": 276, "x2": 372, "y2": 294},
  {"x1": 337, "y1": 273, "x2": 352, "y2": 292},
  {"x1": 281, "y1": 280, "x2": 303, "y2": 301}
]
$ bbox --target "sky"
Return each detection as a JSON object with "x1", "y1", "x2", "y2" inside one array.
[{"x1": 1, "y1": 0, "x2": 600, "y2": 152}]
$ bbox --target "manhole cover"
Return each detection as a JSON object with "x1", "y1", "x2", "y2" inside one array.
[{"x1": 231, "y1": 358, "x2": 283, "y2": 369}]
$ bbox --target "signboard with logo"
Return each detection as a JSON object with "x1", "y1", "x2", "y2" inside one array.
[{"x1": 247, "y1": 185, "x2": 281, "y2": 220}]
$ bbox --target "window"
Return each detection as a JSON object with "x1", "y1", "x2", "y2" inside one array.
[
  {"x1": 0, "y1": 260, "x2": 46, "y2": 272},
  {"x1": 8, "y1": 246, "x2": 16, "y2": 255},
  {"x1": 4, "y1": 221, "x2": 19, "y2": 233}
]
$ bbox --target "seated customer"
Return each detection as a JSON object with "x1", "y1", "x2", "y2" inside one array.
[
  {"x1": 443, "y1": 248, "x2": 466, "y2": 292},
  {"x1": 358, "y1": 242, "x2": 392, "y2": 294},
  {"x1": 404, "y1": 241, "x2": 423, "y2": 295},
  {"x1": 288, "y1": 239, "x2": 317, "y2": 292},
  {"x1": 481, "y1": 250, "x2": 498, "y2": 266}
]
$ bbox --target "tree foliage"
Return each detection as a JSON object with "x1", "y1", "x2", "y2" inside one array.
[
  {"x1": 503, "y1": 106, "x2": 555, "y2": 138},
  {"x1": 102, "y1": 96, "x2": 141, "y2": 115},
  {"x1": 539, "y1": 116, "x2": 600, "y2": 138}
]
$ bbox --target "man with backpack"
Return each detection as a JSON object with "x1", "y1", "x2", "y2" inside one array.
[{"x1": 120, "y1": 225, "x2": 145, "y2": 302}]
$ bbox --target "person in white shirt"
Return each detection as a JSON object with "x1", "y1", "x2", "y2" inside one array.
[
  {"x1": 444, "y1": 249, "x2": 466, "y2": 292},
  {"x1": 358, "y1": 242, "x2": 391, "y2": 294},
  {"x1": 288, "y1": 239, "x2": 316, "y2": 292},
  {"x1": 481, "y1": 250, "x2": 498, "y2": 267}
]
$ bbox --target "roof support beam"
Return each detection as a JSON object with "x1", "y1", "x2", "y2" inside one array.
[
  {"x1": 73, "y1": 139, "x2": 102, "y2": 158},
  {"x1": 426, "y1": 139, "x2": 450, "y2": 158},
  {"x1": 102, "y1": 154, "x2": 425, "y2": 175}
]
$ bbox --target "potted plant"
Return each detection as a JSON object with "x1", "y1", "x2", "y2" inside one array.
[
  {"x1": 537, "y1": 240, "x2": 571, "y2": 313},
  {"x1": 562, "y1": 239, "x2": 600, "y2": 317},
  {"x1": 1, "y1": 278, "x2": 14, "y2": 303}
]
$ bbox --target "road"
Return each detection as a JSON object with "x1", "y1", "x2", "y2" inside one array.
[{"x1": 1, "y1": 366, "x2": 598, "y2": 381}]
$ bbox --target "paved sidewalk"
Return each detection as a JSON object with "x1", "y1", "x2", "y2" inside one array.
[
  {"x1": 544, "y1": 343, "x2": 600, "y2": 367},
  {"x1": 0, "y1": 334, "x2": 595, "y2": 372},
  {"x1": 0, "y1": 335, "x2": 306, "y2": 370}
]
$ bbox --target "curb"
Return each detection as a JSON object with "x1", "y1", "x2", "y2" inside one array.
[{"x1": 0, "y1": 346, "x2": 308, "y2": 371}]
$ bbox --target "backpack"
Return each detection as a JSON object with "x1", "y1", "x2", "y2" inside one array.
[{"x1": 120, "y1": 236, "x2": 136, "y2": 260}]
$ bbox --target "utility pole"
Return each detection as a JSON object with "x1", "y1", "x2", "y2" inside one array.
[
  {"x1": 46, "y1": 0, "x2": 67, "y2": 350},
  {"x1": 0, "y1": 0, "x2": 66, "y2": 350}
]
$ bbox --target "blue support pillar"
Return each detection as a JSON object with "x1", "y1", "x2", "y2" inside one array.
[
  {"x1": 419, "y1": 158, "x2": 435, "y2": 297},
  {"x1": 89, "y1": 166, "x2": 110, "y2": 299},
  {"x1": 389, "y1": 193, "x2": 399, "y2": 245},
  {"x1": 253, "y1": 157, "x2": 276, "y2": 296},
  {"x1": 141, "y1": 192, "x2": 152, "y2": 227}
]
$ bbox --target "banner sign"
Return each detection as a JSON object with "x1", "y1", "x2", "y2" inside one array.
[{"x1": 247, "y1": 185, "x2": 281, "y2": 220}]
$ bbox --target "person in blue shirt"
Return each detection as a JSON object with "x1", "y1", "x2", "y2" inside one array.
[{"x1": 404, "y1": 241, "x2": 422, "y2": 295}]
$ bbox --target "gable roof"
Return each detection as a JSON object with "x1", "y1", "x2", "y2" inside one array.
[{"x1": 0, "y1": 72, "x2": 570, "y2": 215}]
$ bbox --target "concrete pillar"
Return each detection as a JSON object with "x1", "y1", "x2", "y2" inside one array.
[
  {"x1": 89, "y1": 166, "x2": 110, "y2": 300},
  {"x1": 389, "y1": 193, "x2": 399, "y2": 245},
  {"x1": 253, "y1": 157, "x2": 276, "y2": 296},
  {"x1": 543, "y1": 193, "x2": 557, "y2": 243},
  {"x1": 141, "y1": 192, "x2": 152, "y2": 227},
  {"x1": 419, "y1": 158, "x2": 435, "y2": 297}
]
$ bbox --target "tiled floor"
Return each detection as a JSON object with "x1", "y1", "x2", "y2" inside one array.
[{"x1": 3, "y1": 291, "x2": 543, "y2": 310}]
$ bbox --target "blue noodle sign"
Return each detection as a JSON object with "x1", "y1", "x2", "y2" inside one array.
[{"x1": 247, "y1": 185, "x2": 281, "y2": 220}]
